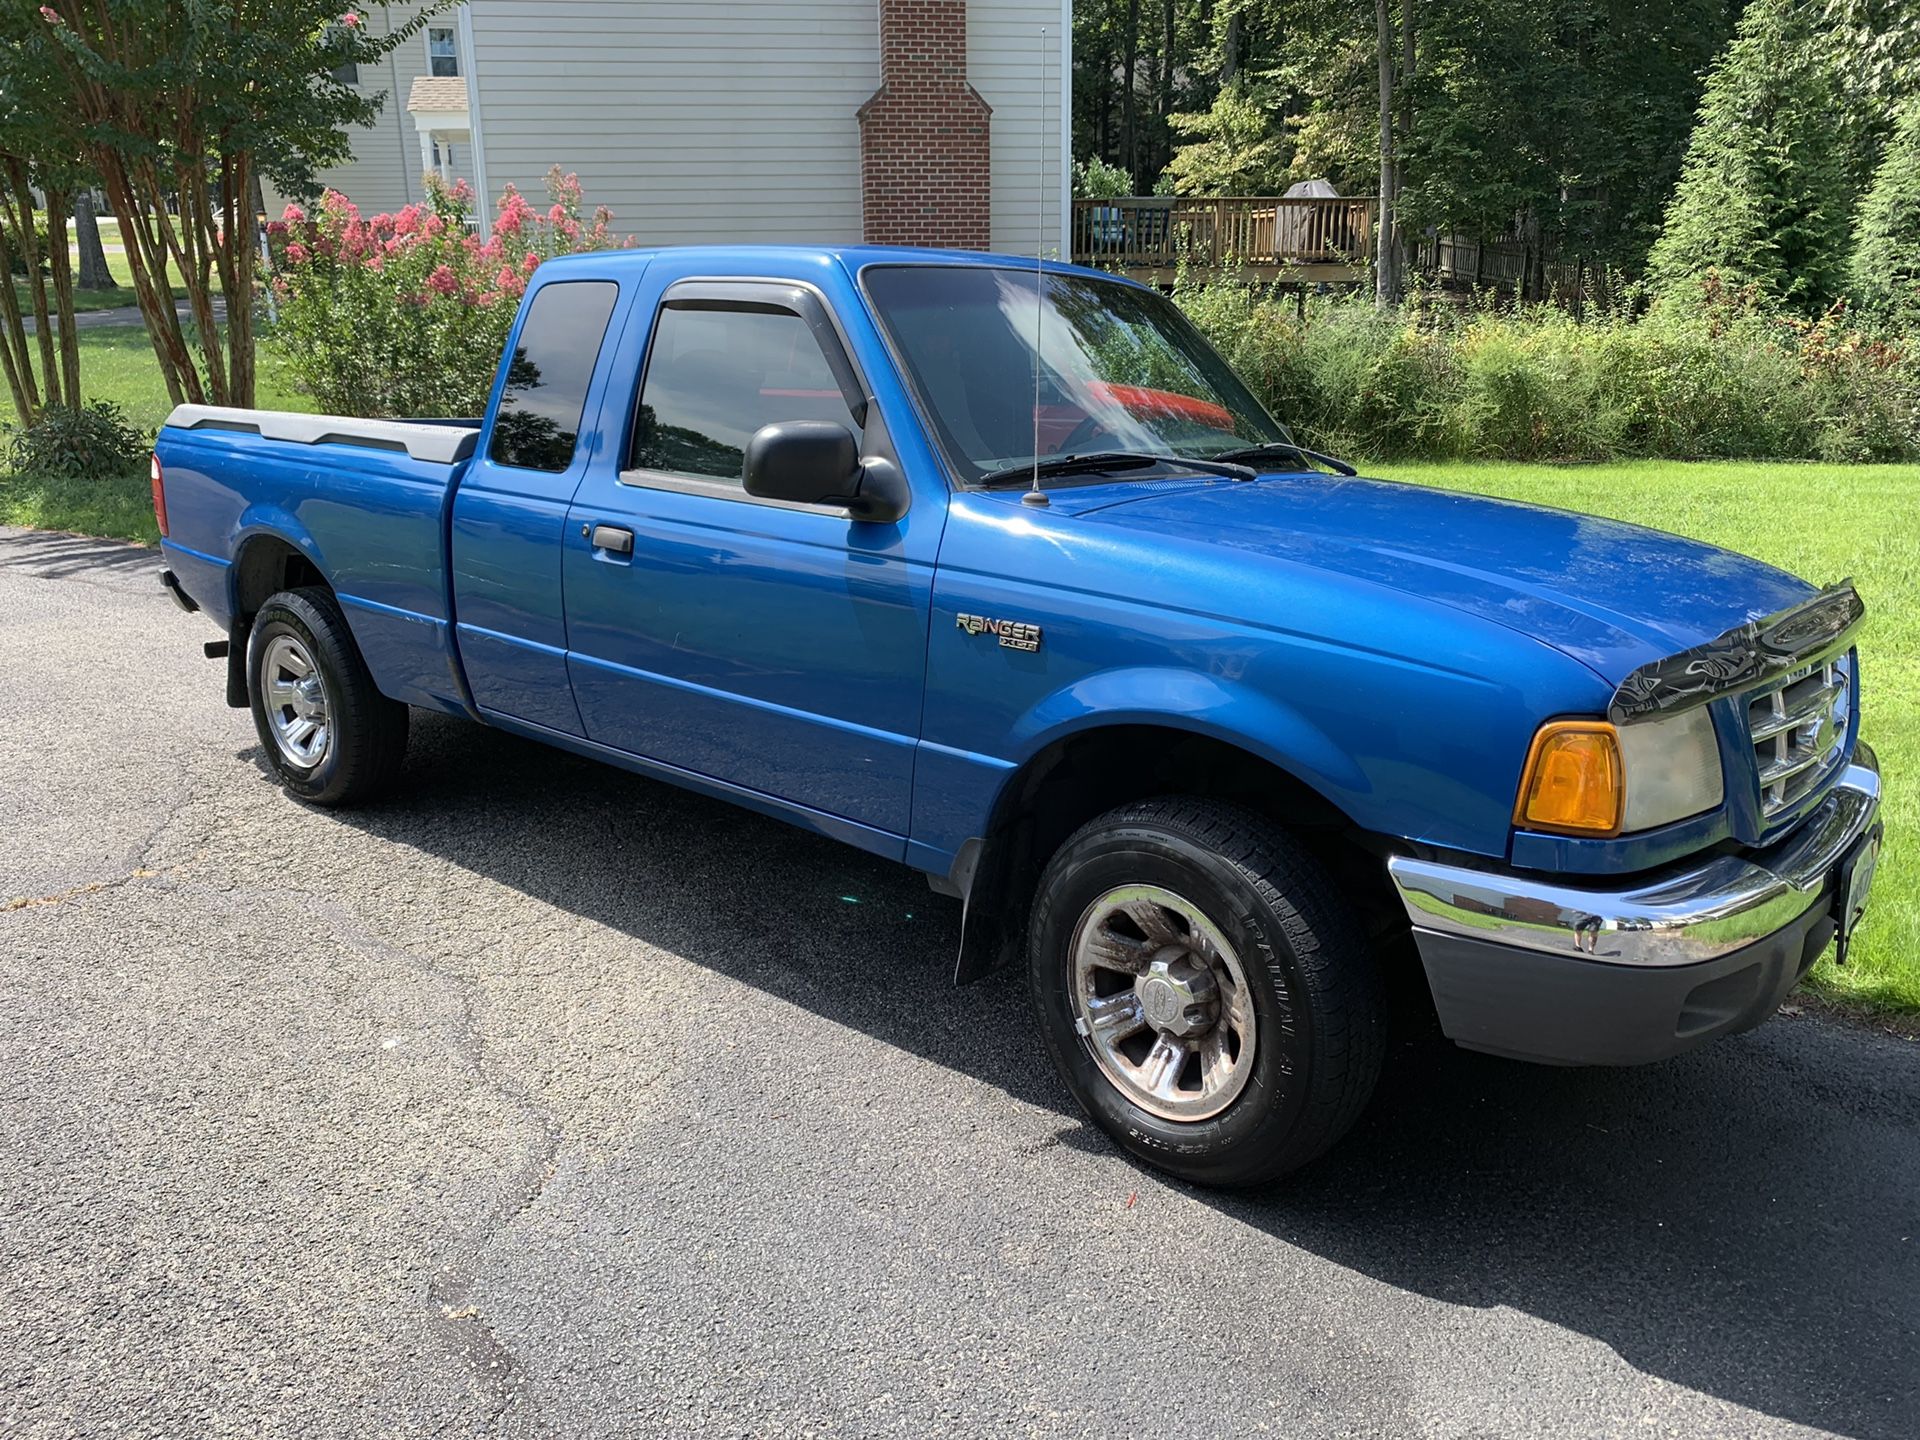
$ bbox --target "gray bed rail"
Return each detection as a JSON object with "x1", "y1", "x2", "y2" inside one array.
[{"x1": 163, "y1": 404, "x2": 481, "y2": 465}]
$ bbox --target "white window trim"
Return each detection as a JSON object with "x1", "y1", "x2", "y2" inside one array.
[{"x1": 425, "y1": 22, "x2": 460, "y2": 77}]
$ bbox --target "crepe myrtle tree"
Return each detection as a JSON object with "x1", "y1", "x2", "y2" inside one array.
[{"x1": 31, "y1": 1, "x2": 450, "y2": 409}]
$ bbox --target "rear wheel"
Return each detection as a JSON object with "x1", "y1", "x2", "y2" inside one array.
[
  {"x1": 1028, "y1": 797, "x2": 1384, "y2": 1187},
  {"x1": 246, "y1": 587, "x2": 408, "y2": 807}
]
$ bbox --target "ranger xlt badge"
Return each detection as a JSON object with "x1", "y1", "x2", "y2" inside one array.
[{"x1": 957, "y1": 612, "x2": 1043, "y2": 653}]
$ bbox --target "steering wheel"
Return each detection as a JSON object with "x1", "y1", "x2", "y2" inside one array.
[{"x1": 1059, "y1": 414, "x2": 1119, "y2": 454}]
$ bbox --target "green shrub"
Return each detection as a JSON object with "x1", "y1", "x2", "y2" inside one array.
[
  {"x1": 266, "y1": 169, "x2": 627, "y2": 418},
  {"x1": 1073, "y1": 156, "x2": 1133, "y2": 201},
  {"x1": 2, "y1": 400, "x2": 149, "y2": 478},
  {"x1": 6, "y1": 222, "x2": 50, "y2": 277},
  {"x1": 1172, "y1": 272, "x2": 1920, "y2": 464}
]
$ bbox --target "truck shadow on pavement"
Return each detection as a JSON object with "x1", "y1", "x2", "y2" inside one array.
[{"x1": 331, "y1": 710, "x2": 1918, "y2": 1440}]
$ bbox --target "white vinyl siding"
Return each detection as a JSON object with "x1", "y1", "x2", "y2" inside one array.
[
  {"x1": 969, "y1": 0, "x2": 1067, "y2": 256},
  {"x1": 464, "y1": 0, "x2": 879, "y2": 246}
]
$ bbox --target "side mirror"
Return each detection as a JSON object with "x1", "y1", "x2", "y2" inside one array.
[{"x1": 743, "y1": 421, "x2": 908, "y2": 523}]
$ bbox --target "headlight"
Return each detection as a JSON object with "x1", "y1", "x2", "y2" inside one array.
[{"x1": 1516, "y1": 710, "x2": 1723, "y2": 837}]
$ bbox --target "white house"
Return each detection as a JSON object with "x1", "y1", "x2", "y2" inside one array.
[{"x1": 290, "y1": 0, "x2": 1070, "y2": 255}]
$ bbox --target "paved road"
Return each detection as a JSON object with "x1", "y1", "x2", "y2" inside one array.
[
  {"x1": 20, "y1": 297, "x2": 227, "y2": 333},
  {"x1": 2, "y1": 526, "x2": 1917, "y2": 1439}
]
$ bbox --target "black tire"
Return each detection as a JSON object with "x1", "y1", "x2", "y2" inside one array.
[
  {"x1": 1028, "y1": 797, "x2": 1384, "y2": 1187},
  {"x1": 246, "y1": 586, "x2": 408, "y2": 807}
]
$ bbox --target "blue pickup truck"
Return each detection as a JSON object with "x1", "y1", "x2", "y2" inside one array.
[{"x1": 153, "y1": 246, "x2": 1883, "y2": 1186}]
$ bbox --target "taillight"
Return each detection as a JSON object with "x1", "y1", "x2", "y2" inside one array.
[{"x1": 150, "y1": 452, "x2": 168, "y2": 538}]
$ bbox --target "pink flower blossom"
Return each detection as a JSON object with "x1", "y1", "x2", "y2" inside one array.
[
  {"x1": 38, "y1": 6, "x2": 60, "y2": 25},
  {"x1": 522, "y1": 252, "x2": 540, "y2": 275},
  {"x1": 285, "y1": 242, "x2": 310, "y2": 265},
  {"x1": 340, "y1": 11, "x2": 361, "y2": 27},
  {"x1": 426, "y1": 263, "x2": 458, "y2": 296},
  {"x1": 281, "y1": 203, "x2": 306, "y2": 224}
]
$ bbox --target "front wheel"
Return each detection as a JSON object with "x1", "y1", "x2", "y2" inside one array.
[{"x1": 1028, "y1": 798, "x2": 1384, "y2": 1187}]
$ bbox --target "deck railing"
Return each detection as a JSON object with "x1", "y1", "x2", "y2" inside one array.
[{"x1": 1070, "y1": 195, "x2": 1378, "y2": 276}]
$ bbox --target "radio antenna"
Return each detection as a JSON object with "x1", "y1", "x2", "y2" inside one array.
[{"x1": 1022, "y1": 23, "x2": 1051, "y2": 509}]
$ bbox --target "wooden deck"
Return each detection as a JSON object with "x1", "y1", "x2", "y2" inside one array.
[{"x1": 1070, "y1": 195, "x2": 1378, "y2": 286}]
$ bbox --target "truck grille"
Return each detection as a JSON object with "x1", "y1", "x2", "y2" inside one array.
[{"x1": 1747, "y1": 654, "x2": 1851, "y2": 819}]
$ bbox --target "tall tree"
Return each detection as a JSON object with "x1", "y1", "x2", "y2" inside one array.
[
  {"x1": 74, "y1": 192, "x2": 117, "y2": 293},
  {"x1": 32, "y1": 2, "x2": 446, "y2": 409},
  {"x1": 1648, "y1": 0, "x2": 1857, "y2": 310},
  {"x1": 1373, "y1": 0, "x2": 1397, "y2": 304},
  {"x1": 1850, "y1": 96, "x2": 1920, "y2": 322},
  {"x1": 0, "y1": 5, "x2": 87, "y2": 425}
]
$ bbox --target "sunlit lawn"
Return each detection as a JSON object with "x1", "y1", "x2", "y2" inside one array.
[
  {"x1": 4, "y1": 372, "x2": 1915, "y2": 1015},
  {"x1": 0, "y1": 324, "x2": 309, "y2": 543},
  {"x1": 1374, "y1": 460, "x2": 1920, "y2": 1015}
]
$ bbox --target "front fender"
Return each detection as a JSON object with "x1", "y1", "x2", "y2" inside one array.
[{"x1": 1012, "y1": 665, "x2": 1370, "y2": 803}]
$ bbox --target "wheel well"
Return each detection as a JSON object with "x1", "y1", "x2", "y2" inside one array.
[
  {"x1": 222, "y1": 536, "x2": 329, "y2": 708},
  {"x1": 232, "y1": 535, "x2": 327, "y2": 624},
  {"x1": 954, "y1": 725, "x2": 1403, "y2": 982}
]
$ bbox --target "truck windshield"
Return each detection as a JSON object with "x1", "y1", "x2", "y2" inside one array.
[{"x1": 863, "y1": 264, "x2": 1291, "y2": 487}]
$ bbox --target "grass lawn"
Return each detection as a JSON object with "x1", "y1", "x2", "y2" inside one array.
[
  {"x1": 11, "y1": 281, "x2": 144, "y2": 315},
  {"x1": 1373, "y1": 460, "x2": 1920, "y2": 1015},
  {"x1": 1, "y1": 325, "x2": 308, "y2": 543},
  {"x1": 3, "y1": 388, "x2": 1915, "y2": 1012}
]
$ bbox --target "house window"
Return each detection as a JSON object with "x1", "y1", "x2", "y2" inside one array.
[
  {"x1": 428, "y1": 25, "x2": 460, "y2": 77},
  {"x1": 326, "y1": 24, "x2": 358, "y2": 85}
]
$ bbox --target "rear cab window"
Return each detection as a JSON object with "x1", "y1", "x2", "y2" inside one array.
[{"x1": 489, "y1": 280, "x2": 620, "y2": 472}]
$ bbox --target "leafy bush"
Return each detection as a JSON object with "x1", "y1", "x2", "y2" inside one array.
[
  {"x1": 5, "y1": 221, "x2": 50, "y2": 276},
  {"x1": 1073, "y1": 156, "x2": 1133, "y2": 201},
  {"x1": 1172, "y1": 271, "x2": 1920, "y2": 463},
  {"x1": 2, "y1": 400, "x2": 149, "y2": 477},
  {"x1": 266, "y1": 169, "x2": 629, "y2": 418}
]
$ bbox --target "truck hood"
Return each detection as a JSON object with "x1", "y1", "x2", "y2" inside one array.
[{"x1": 1057, "y1": 472, "x2": 1817, "y2": 683}]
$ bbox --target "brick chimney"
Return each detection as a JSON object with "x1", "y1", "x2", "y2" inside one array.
[{"x1": 858, "y1": 0, "x2": 992, "y2": 249}]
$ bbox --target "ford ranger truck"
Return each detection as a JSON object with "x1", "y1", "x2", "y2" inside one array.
[{"x1": 151, "y1": 247, "x2": 1884, "y2": 1187}]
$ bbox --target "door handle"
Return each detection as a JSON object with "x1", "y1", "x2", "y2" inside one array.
[{"x1": 587, "y1": 524, "x2": 634, "y2": 555}]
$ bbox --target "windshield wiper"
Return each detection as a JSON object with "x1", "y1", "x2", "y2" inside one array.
[
  {"x1": 1208, "y1": 441, "x2": 1358, "y2": 477},
  {"x1": 975, "y1": 450, "x2": 1257, "y2": 489}
]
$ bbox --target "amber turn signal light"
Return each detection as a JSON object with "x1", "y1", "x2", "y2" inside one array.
[{"x1": 1514, "y1": 721, "x2": 1623, "y2": 836}]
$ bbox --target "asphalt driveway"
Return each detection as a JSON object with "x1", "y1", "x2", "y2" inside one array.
[{"x1": 2, "y1": 525, "x2": 1917, "y2": 1439}]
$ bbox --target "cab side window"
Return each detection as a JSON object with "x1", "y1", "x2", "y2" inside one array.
[
  {"x1": 489, "y1": 280, "x2": 619, "y2": 473},
  {"x1": 629, "y1": 302, "x2": 862, "y2": 485}
]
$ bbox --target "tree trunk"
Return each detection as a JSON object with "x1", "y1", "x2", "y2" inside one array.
[
  {"x1": 42, "y1": 187, "x2": 81, "y2": 411},
  {"x1": 1121, "y1": 0, "x2": 1142, "y2": 186},
  {"x1": 74, "y1": 190, "x2": 117, "y2": 291},
  {"x1": 4, "y1": 163, "x2": 63, "y2": 410},
  {"x1": 1399, "y1": 0, "x2": 1416, "y2": 292},
  {"x1": 1374, "y1": 0, "x2": 1398, "y2": 307},
  {"x1": 0, "y1": 222, "x2": 40, "y2": 426},
  {"x1": 1221, "y1": 11, "x2": 1242, "y2": 86}
]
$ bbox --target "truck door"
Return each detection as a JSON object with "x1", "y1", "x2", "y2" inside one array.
[
  {"x1": 451, "y1": 276, "x2": 627, "y2": 736},
  {"x1": 561, "y1": 277, "x2": 935, "y2": 846}
]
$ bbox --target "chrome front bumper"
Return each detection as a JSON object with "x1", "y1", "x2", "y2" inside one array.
[{"x1": 1388, "y1": 743, "x2": 1882, "y2": 970}]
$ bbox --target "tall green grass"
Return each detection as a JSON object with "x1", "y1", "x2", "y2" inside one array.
[{"x1": 1179, "y1": 280, "x2": 1920, "y2": 465}]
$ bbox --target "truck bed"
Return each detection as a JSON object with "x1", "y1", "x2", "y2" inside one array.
[{"x1": 157, "y1": 405, "x2": 479, "y2": 716}]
